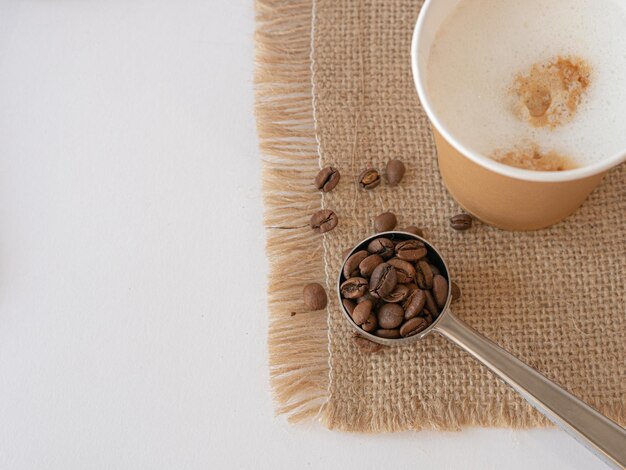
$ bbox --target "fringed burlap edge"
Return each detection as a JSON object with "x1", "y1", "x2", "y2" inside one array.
[{"x1": 254, "y1": 0, "x2": 329, "y2": 422}]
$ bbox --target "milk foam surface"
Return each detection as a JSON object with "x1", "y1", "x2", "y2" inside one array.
[{"x1": 426, "y1": 0, "x2": 626, "y2": 166}]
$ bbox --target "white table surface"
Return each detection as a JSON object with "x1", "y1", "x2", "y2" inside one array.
[{"x1": 0, "y1": 1, "x2": 609, "y2": 468}]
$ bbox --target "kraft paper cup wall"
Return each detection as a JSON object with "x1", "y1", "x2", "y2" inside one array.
[{"x1": 411, "y1": 0, "x2": 626, "y2": 231}]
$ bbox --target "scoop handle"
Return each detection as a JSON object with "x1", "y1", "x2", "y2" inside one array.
[{"x1": 434, "y1": 310, "x2": 626, "y2": 469}]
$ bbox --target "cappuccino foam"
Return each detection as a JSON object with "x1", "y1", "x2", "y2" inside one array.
[{"x1": 426, "y1": 0, "x2": 626, "y2": 168}]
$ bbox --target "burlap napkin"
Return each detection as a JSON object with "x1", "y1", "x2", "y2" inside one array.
[{"x1": 255, "y1": 0, "x2": 626, "y2": 431}]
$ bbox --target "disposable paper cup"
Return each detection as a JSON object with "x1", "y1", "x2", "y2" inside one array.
[{"x1": 411, "y1": 0, "x2": 626, "y2": 231}]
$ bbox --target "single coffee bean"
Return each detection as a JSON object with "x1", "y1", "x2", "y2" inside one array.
[
  {"x1": 433, "y1": 275, "x2": 449, "y2": 308},
  {"x1": 450, "y1": 213, "x2": 473, "y2": 231},
  {"x1": 395, "y1": 239, "x2": 427, "y2": 261},
  {"x1": 340, "y1": 277, "x2": 369, "y2": 299},
  {"x1": 314, "y1": 166, "x2": 340, "y2": 192},
  {"x1": 377, "y1": 303, "x2": 404, "y2": 329},
  {"x1": 358, "y1": 168, "x2": 381, "y2": 189},
  {"x1": 386, "y1": 159, "x2": 406, "y2": 186},
  {"x1": 342, "y1": 298, "x2": 356, "y2": 315},
  {"x1": 369, "y1": 263, "x2": 398, "y2": 299},
  {"x1": 424, "y1": 289, "x2": 439, "y2": 315},
  {"x1": 451, "y1": 281, "x2": 462, "y2": 302},
  {"x1": 352, "y1": 300, "x2": 373, "y2": 325},
  {"x1": 375, "y1": 328, "x2": 400, "y2": 339},
  {"x1": 343, "y1": 250, "x2": 369, "y2": 278},
  {"x1": 404, "y1": 226, "x2": 424, "y2": 237},
  {"x1": 310, "y1": 209, "x2": 338, "y2": 233},
  {"x1": 367, "y1": 237, "x2": 395, "y2": 259},
  {"x1": 403, "y1": 288, "x2": 426, "y2": 320},
  {"x1": 381, "y1": 284, "x2": 410, "y2": 303},
  {"x1": 416, "y1": 260, "x2": 434, "y2": 289},
  {"x1": 374, "y1": 212, "x2": 397, "y2": 232},
  {"x1": 429, "y1": 263, "x2": 441, "y2": 276},
  {"x1": 359, "y1": 254, "x2": 384, "y2": 278},
  {"x1": 400, "y1": 317, "x2": 429, "y2": 337},
  {"x1": 353, "y1": 335, "x2": 384, "y2": 353},
  {"x1": 303, "y1": 283, "x2": 327, "y2": 311},
  {"x1": 362, "y1": 314, "x2": 378, "y2": 332},
  {"x1": 387, "y1": 258, "x2": 416, "y2": 284}
]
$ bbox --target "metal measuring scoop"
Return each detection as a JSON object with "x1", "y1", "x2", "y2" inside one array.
[{"x1": 338, "y1": 231, "x2": 626, "y2": 469}]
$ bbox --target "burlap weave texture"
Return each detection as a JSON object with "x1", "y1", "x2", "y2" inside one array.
[{"x1": 312, "y1": 0, "x2": 626, "y2": 431}]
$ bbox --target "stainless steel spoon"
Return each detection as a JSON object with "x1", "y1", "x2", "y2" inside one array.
[{"x1": 339, "y1": 231, "x2": 626, "y2": 469}]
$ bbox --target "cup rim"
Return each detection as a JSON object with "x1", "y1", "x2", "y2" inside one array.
[{"x1": 411, "y1": 0, "x2": 626, "y2": 183}]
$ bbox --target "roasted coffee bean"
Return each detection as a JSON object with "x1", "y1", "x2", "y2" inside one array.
[
  {"x1": 343, "y1": 250, "x2": 369, "y2": 278},
  {"x1": 303, "y1": 283, "x2": 327, "y2": 311},
  {"x1": 381, "y1": 284, "x2": 410, "y2": 303},
  {"x1": 358, "y1": 168, "x2": 381, "y2": 189},
  {"x1": 340, "y1": 277, "x2": 369, "y2": 299},
  {"x1": 395, "y1": 239, "x2": 427, "y2": 261},
  {"x1": 451, "y1": 281, "x2": 461, "y2": 302},
  {"x1": 374, "y1": 212, "x2": 397, "y2": 232},
  {"x1": 433, "y1": 275, "x2": 449, "y2": 308},
  {"x1": 450, "y1": 213, "x2": 473, "y2": 231},
  {"x1": 342, "y1": 298, "x2": 356, "y2": 315},
  {"x1": 369, "y1": 263, "x2": 397, "y2": 299},
  {"x1": 314, "y1": 166, "x2": 340, "y2": 192},
  {"x1": 377, "y1": 303, "x2": 404, "y2": 329},
  {"x1": 424, "y1": 289, "x2": 439, "y2": 315},
  {"x1": 310, "y1": 209, "x2": 338, "y2": 233},
  {"x1": 367, "y1": 237, "x2": 395, "y2": 260},
  {"x1": 375, "y1": 328, "x2": 401, "y2": 339},
  {"x1": 416, "y1": 260, "x2": 434, "y2": 289},
  {"x1": 386, "y1": 159, "x2": 406, "y2": 186},
  {"x1": 352, "y1": 300, "x2": 373, "y2": 325},
  {"x1": 429, "y1": 263, "x2": 440, "y2": 276},
  {"x1": 400, "y1": 317, "x2": 429, "y2": 337},
  {"x1": 359, "y1": 254, "x2": 384, "y2": 278},
  {"x1": 387, "y1": 258, "x2": 416, "y2": 284},
  {"x1": 362, "y1": 314, "x2": 378, "y2": 332},
  {"x1": 403, "y1": 288, "x2": 426, "y2": 320},
  {"x1": 404, "y1": 226, "x2": 424, "y2": 237},
  {"x1": 353, "y1": 335, "x2": 384, "y2": 353},
  {"x1": 405, "y1": 282, "x2": 419, "y2": 296}
]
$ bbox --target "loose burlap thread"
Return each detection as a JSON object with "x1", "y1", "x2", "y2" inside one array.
[{"x1": 256, "y1": 0, "x2": 626, "y2": 431}]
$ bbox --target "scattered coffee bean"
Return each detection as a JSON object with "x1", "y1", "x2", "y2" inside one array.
[
  {"x1": 340, "y1": 277, "x2": 369, "y2": 299},
  {"x1": 403, "y1": 288, "x2": 426, "y2": 320},
  {"x1": 400, "y1": 317, "x2": 428, "y2": 337},
  {"x1": 310, "y1": 209, "x2": 338, "y2": 233},
  {"x1": 450, "y1": 213, "x2": 473, "y2": 231},
  {"x1": 374, "y1": 211, "x2": 397, "y2": 232},
  {"x1": 416, "y1": 260, "x2": 434, "y2": 289},
  {"x1": 386, "y1": 159, "x2": 406, "y2": 186},
  {"x1": 303, "y1": 283, "x2": 327, "y2": 311},
  {"x1": 367, "y1": 237, "x2": 395, "y2": 259},
  {"x1": 352, "y1": 300, "x2": 373, "y2": 325},
  {"x1": 377, "y1": 303, "x2": 404, "y2": 328},
  {"x1": 404, "y1": 226, "x2": 424, "y2": 237},
  {"x1": 395, "y1": 239, "x2": 427, "y2": 261},
  {"x1": 314, "y1": 166, "x2": 341, "y2": 192},
  {"x1": 387, "y1": 258, "x2": 416, "y2": 284},
  {"x1": 451, "y1": 281, "x2": 461, "y2": 302},
  {"x1": 375, "y1": 328, "x2": 401, "y2": 339},
  {"x1": 358, "y1": 169, "x2": 381, "y2": 190},
  {"x1": 343, "y1": 250, "x2": 369, "y2": 278},
  {"x1": 353, "y1": 335, "x2": 384, "y2": 353},
  {"x1": 433, "y1": 275, "x2": 449, "y2": 308},
  {"x1": 369, "y1": 263, "x2": 398, "y2": 299},
  {"x1": 359, "y1": 254, "x2": 384, "y2": 278},
  {"x1": 362, "y1": 314, "x2": 378, "y2": 332},
  {"x1": 342, "y1": 298, "x2": 356, "y2": 315}
]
